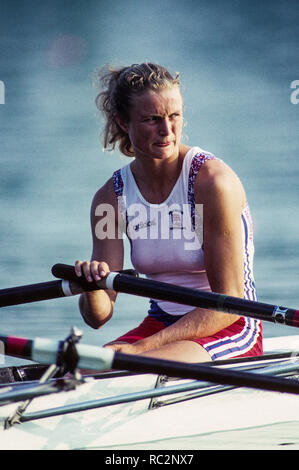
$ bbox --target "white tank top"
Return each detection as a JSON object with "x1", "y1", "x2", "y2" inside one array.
[{"x1": 113, "y1": 147, "x2": 256, "y2": 315}]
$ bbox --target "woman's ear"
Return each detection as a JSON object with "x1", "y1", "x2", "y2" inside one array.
[{"x1": 115, "y1": 114, "x2": 129, "y2": 133}]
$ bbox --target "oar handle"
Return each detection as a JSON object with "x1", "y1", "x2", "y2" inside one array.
[
  {"x1": 51, "y1": 263, "x2": 139, "y2": 293},
  {"x1": 52, "y1": 264, "x2": 138, "y2": 279},
  {"x1": 52, "y1": 264, "x2": 82, "y2": 283},
  {"x1": 52, "y1": 264, "x2": 104, "y2": 292},
  {"x1": 0, "y1": 264, "x2": 135, "y2": 309}
]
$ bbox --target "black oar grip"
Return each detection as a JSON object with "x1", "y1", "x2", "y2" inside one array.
[
  {"x1": 52, "y1": 264, "x2": 100, "y2": 292},
  {"x1": 51, "y1": 264, "x2": 139, "y2": 293},
  {"x1": 52, "y1": 264, "x2": 80, "y2": 282}
]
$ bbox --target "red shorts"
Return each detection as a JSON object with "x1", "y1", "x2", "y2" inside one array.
[{"x1": 114, "y1": 311, "x2": 263, "y2": 361}]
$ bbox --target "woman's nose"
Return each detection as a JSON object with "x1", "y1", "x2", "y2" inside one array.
[{"x1": 159, "y1": 118, "x2": 171, "y2": 135}]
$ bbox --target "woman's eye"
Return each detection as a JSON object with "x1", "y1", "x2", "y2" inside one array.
[{"x1": 144, "y1": 116, "x2": 157, "y2": 122}]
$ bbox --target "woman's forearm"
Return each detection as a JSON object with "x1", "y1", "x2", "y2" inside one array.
[
  {"x1": 133, "y1": 308, "x2": 239, "y2": 353},
  {"x1": 79, "y1": 290, "x2": 115, "y2": 329}
]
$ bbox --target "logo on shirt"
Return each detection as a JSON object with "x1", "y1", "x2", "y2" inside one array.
[
  {"x1": 133, "y1": 211, "x2": 185, "y2": 232},
  {"x1": 133, "y1": 219, "x2": 156, "y2": 232},
  {"x1": 169, "y1": 210, "x2": 185, "y2": 230}
]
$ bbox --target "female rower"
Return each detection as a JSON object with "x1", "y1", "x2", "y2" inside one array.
[{"x1": 75, "y1": 62, "x2": 263, "y2": 363}]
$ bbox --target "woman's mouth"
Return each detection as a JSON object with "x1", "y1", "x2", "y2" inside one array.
[{"x1": 155, "y1": 142, "x2": 171, "y2": 147}]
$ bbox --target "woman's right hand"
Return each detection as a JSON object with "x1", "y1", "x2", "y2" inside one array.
[{"x1": 74, "y1": 260, "x2": 111, "y2": 283}]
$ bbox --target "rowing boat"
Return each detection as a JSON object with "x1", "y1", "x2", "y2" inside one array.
[
  {"x1": 1, "y1": 265, "x2": 299, "y2": 450},
  {"x1": 1, "y1": 335, "x2": 299, "y2": 450}
]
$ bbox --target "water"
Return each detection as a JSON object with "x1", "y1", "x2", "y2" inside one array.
[{"x1": 0, "y1": 0, "x2": 299, "y2": 349}]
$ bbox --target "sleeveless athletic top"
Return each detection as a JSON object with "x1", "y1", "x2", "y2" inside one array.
[{"x1": 112, "y1": 146, "x2": 257, "y2": 315}]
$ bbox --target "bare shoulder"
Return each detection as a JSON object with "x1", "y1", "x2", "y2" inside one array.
[
  {"x1": 91, "y1": 177, "x2": 118, "y2": 213},
  {"x1": 195, "y1": 159, "x2": 246, "y2": 207},
  {"x1": 90, "y1": 176, "x2": 122, "y2": 233}
]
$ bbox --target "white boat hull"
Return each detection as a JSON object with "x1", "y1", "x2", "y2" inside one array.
[{"x1": 1, "y1": 335, "x2": 299, "y2": 450}]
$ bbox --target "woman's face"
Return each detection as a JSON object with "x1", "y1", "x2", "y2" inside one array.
[{"x1": 122, "y1": 86, "x2": 184, "y2": 162}]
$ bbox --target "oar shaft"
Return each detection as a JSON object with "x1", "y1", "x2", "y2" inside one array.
[
  {"x1": 0, "y1": 266, "x2": 126, "y2": 308},
  {"x1": 111, "y1": 273, "x2": 299, "y2": 327},
  {"x1": 0, "y1": 280, "x2": 69, "y2": 307},
  {"x1": 2, "y1": 332, "x2": 299, "y2": 396},
  {"x1": 111, "y1": 273, "x2": 273, "y2": 318},
  {"x1": 0, "y1": 334, "x2": 33, "y2": 359},
  {"x1": 52, "y1": 263, "x2": 299, "y2": 328},
  {"x1": 1, "y1": 263, "x2": 299, "y2": 330},
  {"x1": 112, "y1": 353, "x2": 299, "y2": 395},
  {"x1": 0, "y1": 334, "x2": 114, "y2": 369}
]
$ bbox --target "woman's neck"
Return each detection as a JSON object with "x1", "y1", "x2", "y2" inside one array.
[{"x1": 130, "y1": 144, "x2": 190, "y2": 203}]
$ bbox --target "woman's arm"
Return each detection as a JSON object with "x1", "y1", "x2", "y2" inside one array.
[
  {"x1": 77, "y1": 177, "x2": 124, "y2": 329},
  {"x1": 195, "y1": 158, "x2": 245, "y2": 313}
]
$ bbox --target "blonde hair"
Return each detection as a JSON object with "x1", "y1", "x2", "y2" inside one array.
[{"x1": 94, "y1": 63, "x2": 180, "y2": 157}]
